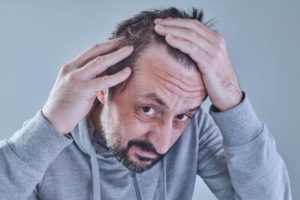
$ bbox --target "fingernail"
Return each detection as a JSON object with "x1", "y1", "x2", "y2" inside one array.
[
  {"x1": 154, "y1": 19, "x2": 163, "y2": 24},
  {"x1": 123, "y1": 46, "x2": 133, "y2": 51},
  {"x1": 155, "y1": 24, "x2": 164, "y2": 29},
  {"x1": 115, "y1": 36, "x2": 125, "y2": 40},
  {"x1": 123, "y1": 67, "x2": 131, "y2": 73},
  {"x1": 166, "y1": 34, "x2": 174, "y2": 40}
]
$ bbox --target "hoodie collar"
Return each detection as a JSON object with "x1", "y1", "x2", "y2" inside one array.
[{"x1": 71, "y1": 116, "x2": 167, "y2": 200}]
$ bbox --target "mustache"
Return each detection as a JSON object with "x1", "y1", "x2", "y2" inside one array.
[{"x1": 127, "y1": 140, "x2": 163, "y2": 157}]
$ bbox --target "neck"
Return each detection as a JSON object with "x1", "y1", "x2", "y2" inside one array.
[
  {"x1": 90, "y1": 102, "x2": 103, "y2": 134},
  {"x1": 90, "y1": 103, "x2": 110, "y2": 147}
]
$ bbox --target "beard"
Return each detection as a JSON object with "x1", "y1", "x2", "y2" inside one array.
[
  {"x1": 100, "y1": 105, "x2": 164, "y2": 173},
  {"x1": 112, "y1": 140, "x2": 164, "y2": 173}
]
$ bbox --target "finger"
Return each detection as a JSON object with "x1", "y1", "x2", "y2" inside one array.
[
  {"x1": 89, "y1": 67, "x2": 132, "y2": 91},
  {"x1": 164, "y1": 35, "x2": 210, "y2": 71},
  {"x1": 154, "y1": 24, "x2": 215, "y2": 53},
  {"x1": 68, "y1": 37, "x2": 125, "y2": 70},
  {"x1": 154, "y1": 18, "x2": 217, "y2": 44},
  {"x1": 77, "y1": 46, "x2": 133, "y2": 79}
]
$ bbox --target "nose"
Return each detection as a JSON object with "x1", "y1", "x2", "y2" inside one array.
[{"x1": 151, "y1": 120, "x2": 173, "y2": 155}]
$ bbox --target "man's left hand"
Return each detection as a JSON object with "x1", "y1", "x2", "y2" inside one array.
[{"x1": 154, "y1": 18, "x2": 243, "y2": 111}]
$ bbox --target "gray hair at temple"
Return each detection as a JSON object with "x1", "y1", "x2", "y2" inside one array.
[{"x1": 104, "y1": 7, "x2": 215, "y2": 101}]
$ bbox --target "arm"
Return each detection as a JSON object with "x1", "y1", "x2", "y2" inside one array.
[
  {"x1": 0, "y1": 111, "x2": 71, "y2": 200},
  {"x1": 0, "y1": 38, "x2": 134, "y2": 200},
  {"x1": 154, "y1": 18, "x2": 291, "y2": 199},
  {"x1": 196, "y1": 94, "x2": 291, "y2": 199}
]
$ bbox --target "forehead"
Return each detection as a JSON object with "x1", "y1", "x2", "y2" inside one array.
[{"x1": 125, "y1": 44, "x2": 206, "y2": 109}]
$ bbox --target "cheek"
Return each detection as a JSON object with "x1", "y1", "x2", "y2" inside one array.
[
  {"x1": 128, "y1": 118, "x2": 152, "y2": 140},
  {"x1": 117, "y1": 112, "x2": 152, "y2": 141},
  {"x1": 170, "y1": 121, "x2": 192, "y2": 145},
  {"x1": 170, "y1": 130, "x2": 184, "y2": 146},
  {"x1": 116, "y1": 103, "x2": 176, "y2": 142}
]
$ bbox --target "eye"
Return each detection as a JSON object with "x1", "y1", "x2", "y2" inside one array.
[
  {"x1": 137, "y1": 105, "x2": 161, "y2": 121},
  {"x1": 175, "y1": 114, "x2": 191, "y2": 122},
  {"x1": 141, "y1": 106, "x2": 157, "y2": 117}
]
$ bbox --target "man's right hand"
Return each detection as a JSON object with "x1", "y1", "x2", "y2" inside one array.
[{"x1": 42, "y1": 38, "x2": 133, "y2": 134}]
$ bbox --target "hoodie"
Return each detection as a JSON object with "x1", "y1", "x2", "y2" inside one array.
[{"x1": 0, "y1": 94, "x2": 292, "y2": 199}]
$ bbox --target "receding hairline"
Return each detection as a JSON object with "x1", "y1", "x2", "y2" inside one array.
[
  {"x1": 105, "y1": 7, "x2": 211, "y2": 100},
  {"x1": 134, "y1": 41, "x2": 199, "y2": 72}
]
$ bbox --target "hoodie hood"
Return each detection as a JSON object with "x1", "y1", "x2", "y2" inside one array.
[
  {"x1": 71, "y1": 117, "x2": 101, "y2": 200},
  {"x1": 71, "y1": 117, "x2": 167, "y2": 200}
]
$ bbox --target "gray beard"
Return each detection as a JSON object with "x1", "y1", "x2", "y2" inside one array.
[
  {"x1": 111, "y1": 141, "x2": 164, "y2": 173},
  {"x1": 98, "y1": 105, "x2": 164, "y2": 173}
]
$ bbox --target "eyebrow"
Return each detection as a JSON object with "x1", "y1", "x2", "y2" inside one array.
[
  {"x1": 142, "y1": 92, "x2": 169, "y2": 109},
  {"x1": 188, "y1": 106, "x2": 201, "y2": 113},
  {"x1": 141, "y1": 92, "x2": 201, "y2": 113}
]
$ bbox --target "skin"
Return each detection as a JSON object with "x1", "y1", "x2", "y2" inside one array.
[
  {"x1": 92, "y1": 44, "x2": 206, "y2": 172},
  {"x1": 154, "y1": 18, "x2": 243, "y2": 111},
  {"x1": 42, "y1": 38, "x2": 134, "y2": 134},
  {"x1": 42, "y1": 17, "x2": 242, "y2": 172}
]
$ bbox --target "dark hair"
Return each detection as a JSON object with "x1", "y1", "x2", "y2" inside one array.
[{"x1": 104, "y1": 7, "x2": 215, "y2": 101}]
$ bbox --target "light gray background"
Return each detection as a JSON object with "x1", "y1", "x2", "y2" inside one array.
[{"x1": 0, "y1": 0, "x2": 299, "y2": 199}]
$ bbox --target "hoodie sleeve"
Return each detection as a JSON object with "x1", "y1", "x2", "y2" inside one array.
[
  {"x1": 0, "y1": 111, "x2": 72, "y2": 200},
  {"x1": 196, "y1": 93, "x2": 292, "y2": 200}
]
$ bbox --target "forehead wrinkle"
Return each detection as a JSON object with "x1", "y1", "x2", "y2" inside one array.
[
  {"x1": 134, "y1": 44, "x2": 206, "y2": 100},
  {"x1": 136, "y1": 71, "x2": 205, "y2": 104},
  {"x1": 140, "y1": 91, "x2": 169, "y2": 109},
  {"x1": 132, "y1": 77, "x2": 203, "y2": 116},
  {"x1": 141, "y1": 51, "x2": 204, "y2": 95},
  {"x1": 152, "y1": 62, "x2": 200, "y2": 89},
  {"x1": 153, "y1": 69, "x2": 205, "y2": 97},
  {"x1": 156, "y1": 83, "x2": 203, "y2": 110}
]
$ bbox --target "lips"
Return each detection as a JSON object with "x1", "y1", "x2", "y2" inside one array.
[{"x1": 131, "y1": 145, "x2": 158, "y2": 160}]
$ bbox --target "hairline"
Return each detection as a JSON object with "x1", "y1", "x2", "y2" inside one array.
[{"x1": 108, "y1": 41, "x2": 199, "y2": 101}]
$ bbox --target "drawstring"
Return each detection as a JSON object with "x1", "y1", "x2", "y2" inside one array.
[
  {"x1": 91, "y1": 155, "x2": 101, "y2": 200},
  {"x1": 162, "y1": 157, "x2": 167, "y2": 200},
  {"x1": 132, "y1": 172, "x2": 143, "y2": 200},
  {"x1": 131, "y1": 158, "x2": 167, "y2": 200},
  {"x1": 73, "y1": 117, "x2": 168, "y2": 200},
  {"x1": 88, "y1": 152, "x2": 167, "y2": 200}
]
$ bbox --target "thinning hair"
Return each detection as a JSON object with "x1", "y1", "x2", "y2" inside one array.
[{"x1": 104, "y1": 7, "x2": 215, "y2": 100}]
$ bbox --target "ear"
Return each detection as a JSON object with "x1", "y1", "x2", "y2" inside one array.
[{"x1": 96, "y1": 89, "x2": 108, "y2": 104}]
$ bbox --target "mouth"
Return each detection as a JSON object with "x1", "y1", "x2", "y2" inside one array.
[
  {"x1": 113, "y1": 141, "x2": 164, "y2": 173},
  {"x1": 129, "y1": 145, "x2": 158, "y2": 162}
]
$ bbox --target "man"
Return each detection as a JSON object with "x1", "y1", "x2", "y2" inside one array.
[{"x1": 0, "y1": 7, "x2": 291, "y2": 200}]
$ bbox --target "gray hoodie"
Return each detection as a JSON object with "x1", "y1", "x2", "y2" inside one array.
[{"x1": 0, "y1": 94, "x2": 292, "y2": 199}]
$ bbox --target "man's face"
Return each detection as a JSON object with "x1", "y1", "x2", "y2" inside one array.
[{"x1": 97, "y1": 44, "x2": 206, "y2": 173}]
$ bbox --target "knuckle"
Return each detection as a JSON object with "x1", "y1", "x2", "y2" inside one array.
[
  {"x1": 192, "y1": 19, "x2": 201, "y2": 26},
  {"x1": 101, "y1": 75, "x2": 110, "y2": 83},
  {"x1": 204, "y1": 55, "x2": 212, "y2": 65},
  {"x1": 95, "y1": 55, "x2": 106, "y2": 63},
  {"x1": 215, "y1": 34, "x2": 226, "y2": 46},
  {"x1": 67, "y1": 71, "x2": 80, "y2": 83},
  {"x1": 100, "y1": 76, "x2": 111, "y2": 87},
  {"x1": 189, "y1": 30, "x2": 198, "y2": 38},
  {"x1": 91, "y1": 43, "x2": 101, "y2": 50},
  {"x1": 96, "y1": 55, "x2": 110, "y2": 67},
  {"x1": 60, "y1": 64, "x2": 71, "y2": 75},
  {"x1": 190, "y1": 42, "x2": 199, "y2": 53},
  {"x1": 215, "y1": 50, "x2": 223, "y2": 59},
  {"x1": 104, "y1": 40, "x2": 115, "y2": 47},
  {"x1": 212, "y1": 45, "x2": 222, "y2": 57}
]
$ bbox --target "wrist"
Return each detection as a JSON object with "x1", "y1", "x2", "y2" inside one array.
[
  {"x1": 213, "y1": 91, "x2": 244, "y2": 112},
  {"x1": 41, "y1": 108, "x2": 70, "y2": 135}
]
